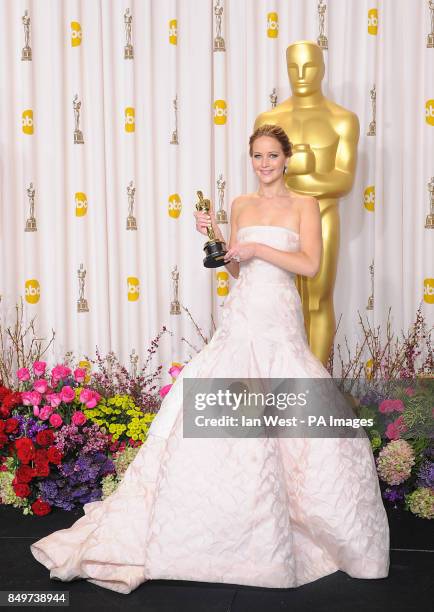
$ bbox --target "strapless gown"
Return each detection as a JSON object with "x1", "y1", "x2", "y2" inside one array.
[{"x1": 30, "y1": 225, "x2": 390, "y2": 594}]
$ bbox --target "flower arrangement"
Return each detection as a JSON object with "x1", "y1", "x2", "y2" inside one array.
[
  {"x1": 0, "y1": 355, "x2": 166, "y2": 515},
  {"x1": 355, "y1": 378, "x2": 433, "y2": 519}
]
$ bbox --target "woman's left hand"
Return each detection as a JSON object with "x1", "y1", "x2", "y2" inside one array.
[{"x1": 223, "y1": 242, "x2": 257, "y2": 264}]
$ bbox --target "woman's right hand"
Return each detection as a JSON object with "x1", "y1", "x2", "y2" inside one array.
[{"x1": 194, "y1": 199, "x2": 218, "y2": 236}]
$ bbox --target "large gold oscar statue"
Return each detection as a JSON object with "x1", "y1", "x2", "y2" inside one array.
[{"x1": 254, "y1": 41, "x2": 360, "y2": 365}]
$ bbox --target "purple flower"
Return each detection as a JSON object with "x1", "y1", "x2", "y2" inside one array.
[
  {"x1": 10, "y1": 414, "x2": 48, "y2": 441},
  {"x1": 54, "y1": 424, "x2": 84, "y2": 454},
  {"x1": 422, "y1": 445, "x2": 434, "y2": 461},
  {"x1": 59, "y1": 462, "x2": 75, "y2": 477},
  {"x1": 416, "y1": 461, "x2": 434, "y2": 489},
  {"x1": 81, "y1": 424, "x2": 109, "y2": 454},
  {"x1": 37, "y1": 450, "x2": 116, "y2": 510},
  {"x1": 39, "y1": 480, "x2": 58, "y2": 498},
  {"x1": 360, "y1": 389, "x2": 385, "y2": 406},
  {"x1": 383, "y1": 485, "x2": 406, "y2": 503}
]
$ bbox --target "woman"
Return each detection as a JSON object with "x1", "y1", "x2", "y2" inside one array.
[{"x1": 30, "y1": 125, "x2": 390, "y2": 594}]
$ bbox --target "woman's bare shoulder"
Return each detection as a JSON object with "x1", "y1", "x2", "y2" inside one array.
[
  {"x1": 231, "y1": 193, "x2": 258, "y2": 208},
  {"x1": 291, "y1": 192, "x2": 319, "y2": 209},
  {"x1": 233, "y1": 192, "x2": 258, "y2": 202}
]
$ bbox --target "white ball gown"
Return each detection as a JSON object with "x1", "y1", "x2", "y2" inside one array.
[{"x1": 30, "y1": 225, "x2": 390, "y2": 594}]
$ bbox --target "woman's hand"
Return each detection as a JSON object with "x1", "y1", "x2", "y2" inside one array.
[
  {"x1": 223, "y1": 242, "x2": 257, "y2": 264},
  {"x1": 193, "y1": 199, "x2": 218, "y2": 236}
]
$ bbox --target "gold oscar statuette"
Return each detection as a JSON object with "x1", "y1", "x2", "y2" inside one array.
[
  {"x1": 425, "y1": 177, "x2": 434, "y2": 228},
  {"x1": 254, "y1": 40, "x2": 360, "y2": 365},
  {"x1": 129, "y1": 348, "x2": 138, "y2": 378},
  {"x1": 195, "y1": 191, "x2": 227, "y2": 267},
  {"x1": 213, "y1": 0, "x2": 226, "y2": 52},
  {"x1": 215, "y1": 174, "x2": 228, "y2": 223},
  {"x1": 367, "y1": 85, "x2": 376, "y2": 136},
  {"x1": 21, "y1": 10, "x2": 32, "y2": 61},
  {"x1": 428, "y1": 0, "x2": 434, "y2": 48},
  {"x1": 73, "y1": 95, "x2": 84, "y2": 144},
  {"x1": 170, "y1": 265, "x2": 181, "y2": 314},
  {"x1": 25, "y1": 182, "x2": 37, "y2": 232},
  {"x1": 126, "y1": 180, "x2": 137, "y2": 230},
  {"x1": 317, "y1": 1, "x2": 328, "y2": 50},
  {"x1": 124, "y1": 8, "x2": 134, "y2": 59},
  {"x1": 170, "y1": 95, "x2": 179, "y2": 145},
  {"x1": 77, "y1": 263, "x2": 89, "y2": 312}
]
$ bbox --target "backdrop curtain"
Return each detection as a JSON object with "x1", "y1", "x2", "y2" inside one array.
[{"x1": 0, "y1": 0, "x2": 432, "y2": 383}]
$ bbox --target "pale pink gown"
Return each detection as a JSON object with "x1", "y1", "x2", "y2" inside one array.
[{"x1": 30, "y1": 226, "x2": 390, "y2": 594}]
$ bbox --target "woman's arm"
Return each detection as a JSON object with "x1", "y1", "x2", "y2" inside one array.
[
  {"x1": 213, "y1": 199, "x2": 240, "y2": 279},
  {"x1": 194, "y1": 197, "x2": 241, "y2": 279},
  {"x1": 254, "y1": 197, "x2": 322, "y2": 278}
]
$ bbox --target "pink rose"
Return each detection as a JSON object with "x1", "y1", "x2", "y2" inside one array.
[
  {"x1": 22, "y1": 391, "x2": 42, "y2": 407},
  {"x1": 33, "y1": 361, "x2": 47, "y2": 376},
  {"x1": 79, "y1": 388, "x2": 92, "y2": 403},
  {"x1": 33, "y1": 379, "x2": 48, "y2": 394},
  {"x1": 49, "y1": 413, "x2": 63, "y2": 428},
  {"x1": 39, "y1": 406, "x2": 54, "y2": 421},
  {"x1": 51, "y1": 364, "x2": 72, "y2": 384},
  {"x1": 71, "y1": 411, "x2": 87, "y2": 426},
  {"x1": 74, "y1": 368, "x2": 87, "y2": 383},
  {"x1": 33, "y1": 406, "x2": 40, "y2": 417},
  {"x1": 17, "y1": 368, "x2": 30, "y2": 381},
  {"x1": 84, "y1": 396, "x2": 98, "y2": 408},
  {"x1": 79, "y1": 388, "x2": 100, "y2": 408},
  {"x1": 60, "y1": 385, "x2": 75, "y2": 403},
  {"x1": 404, "y1": 387, "x2": 415, "y2": 397},
  {"x1": 45, "y1": 393, "x2": 62, "y2": 408},
  {"x1": 159, "y1": 384, "x2": 172, "y2": 398},
  {"x1": 168, "y1": 365, "x2": 184, "y2": 379}
]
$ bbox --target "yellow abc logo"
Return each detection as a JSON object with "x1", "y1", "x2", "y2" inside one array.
[
  {"x1": 168, "y1": 193, "x2": 182, "y2": 218},
  {"x1": 71, "y1": 21, "x2": 82, "y2": 46},
  {"x1": 216, "y1": 271, "x2": 229, "y2": 296},
  {"x1": 25, "y1": 279, "x2": 40, "y2": 304},
  {"x1": 22, "y1": 109, "x2": 34, "y2": 134},
  {"x1": 364, "y1": 185, "x2": 375, "y2": 211},
  {"x1": 125, "y1": 107, "x2": 135, "y2": 132},
  {"x1": 214, "y1": 100, "x2": 227, "y2": 125},
  {"x1": 267, "y1": 12, "x2": 279, "y2": 38},
  {"x1": 423, "y1": 278, "x2": 434, "y2": 304},
  {"x1": 367, "y1": 8, "x2": 378, "y2": 35},
  {"x1": 425, "y1": 100, "x2": 434, "y2": 126},
  {"x1": 78, "y1": 359, "x2": 91, "y2": 383},
  {"x1": 127, "y1": 276, "x2": 140, "y2": 301},
  {"x1": 169, "y1": 19, "x2": 177, "y2": 44},
  {"x1": 364, "y1": 358, "x2": 374, "y2": 379},
  {"x1": 75, "y1": 192, "x2": 88, "y2": 217}
]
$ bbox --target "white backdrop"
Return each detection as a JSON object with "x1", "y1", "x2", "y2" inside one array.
[{"x1": 0, "y1": 0, "x2": 433, "y2": 383}]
